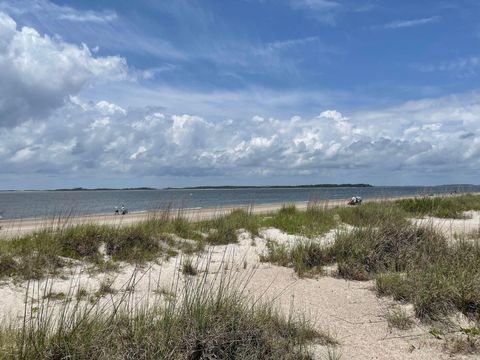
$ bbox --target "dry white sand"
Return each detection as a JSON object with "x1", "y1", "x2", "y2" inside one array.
[
  {"x1": 2, "y1": 220, "x2": 478, "y2": 359},
  {"x1": 414, "y1": 210, "x2": 480, "y2": 241}
]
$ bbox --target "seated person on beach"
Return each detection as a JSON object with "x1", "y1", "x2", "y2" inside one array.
[
  {"x1": 114, "y1": 206, "x2": 119, "y2": 215},
  {"x1": 347, "y1": 196, "x2": 362, "y2": 205}
]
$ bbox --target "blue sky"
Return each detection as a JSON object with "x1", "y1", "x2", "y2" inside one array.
[{"x1": 0, "y1": 0, "x2": 479, "y2": 189}]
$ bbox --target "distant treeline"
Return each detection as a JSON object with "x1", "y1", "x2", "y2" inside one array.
[
  {"x1": 165, "y1": 184, "x2": 373, "y2": 190},
  {"x1": 50, "y1": 187, "x2": 157, "y2": 191}
]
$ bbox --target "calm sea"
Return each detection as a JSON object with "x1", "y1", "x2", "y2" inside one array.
[{"x1": 0, "y1": 185, "x2": 478, "y2": 220}]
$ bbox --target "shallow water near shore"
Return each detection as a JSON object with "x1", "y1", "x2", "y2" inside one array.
[{"x1": 0, "y1": 185, "x2": 478, "y2": 220}]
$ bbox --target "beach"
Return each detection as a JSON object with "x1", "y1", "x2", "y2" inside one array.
[
  {"x1": 0, "y1": 195, "x2": 424, "y2": 238},
  {"x1": 1, "y1": 194, "x2": 480, "y2": 359}
]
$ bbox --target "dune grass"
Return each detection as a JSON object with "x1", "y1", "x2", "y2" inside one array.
[
  {"x1": 0, "y1": 263, "x2": 335, "y2": 360},
  {"x1": 258, "y1": 195, "x2": 480, "y2": 322},
  {"x1": 263, "y1": 204, "x2": 337, "y2": 238},
  {"x1": 260, "y1": 240, "x2": 333, "y2": 278},
  {"x1": 198, "y1": 208, "x2": 260, "y2": 245},
  {"x1": 395, "y1": 194, "x2": 480, "y2": 219},
  {"x1": 3, "y1": 194, "x2": 480, "y2": 325},
  {"x1": 375, "y1": 238, "x2": 480, "y2": 320},
  {"x1": 0, "y1": 209, "x2": 263, "y2": 281}
]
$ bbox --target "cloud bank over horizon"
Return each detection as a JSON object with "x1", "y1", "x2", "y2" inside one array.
[{"x1": 0, "y1": 2, "x2": 479, "y2": 189}]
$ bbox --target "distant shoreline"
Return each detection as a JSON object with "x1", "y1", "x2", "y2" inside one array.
[
  {"x1": 1, "y1": 184, "x2": 374, "y2": 192},
  {"x1": 1, "y1": 184, "x2": 478, "y2": 192}
]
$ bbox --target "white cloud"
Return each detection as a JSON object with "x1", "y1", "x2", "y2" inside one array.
[
  {"x1": 289, "y1": 0, "x2": 340, "y2": 11},
  {"x1": 0, "y1": 0, "x2": 117, "y2": 23},
  {"x1": 266, "y1": 36, "x2": 320, "y2": 51},
  {"x1": 384, "y1": 16, "x2": 440, "y2": 29},
  {"x1": 287, "y1": 0, "x2": 340, "y2": 24},
  {"x1": 88, "y1": 117, "x2": 110, "y2": 131},
  {"x1": 130, "y1": 146, "x2": 148, "y2": 160},
  {"x1": 1, "y1": 92, "x2": 479, "y2": 184},
  {"x1": 418, "y1": 56, "x2": 480, "y2": 75},
  {"x1": 0, "y1": 12, "x2": 128, "y2": 126},
  {"x1": 95, "y1": 101, "x2": 126, "y2": 115}
]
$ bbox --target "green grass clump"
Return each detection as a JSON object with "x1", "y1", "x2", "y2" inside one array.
[
  {"x1": 105, "y1": 225, "x2": 162, "y2": 263},
  {"x1": 199, "y1": 209, "x2": 260, "y2": 245},
  {"x1": 396, "y1": 194, "x2": 480, "y2": 219},
  {"x1": 0, "y1": 208, "x2": 265, "y2": 280},
  {"x1": 260, "y1": 240, "x2": 333, "y2": 277},
  {"x1": 333, "y1": 224, "x2": 448, "y2": 281},
  {"x1": 0, "y1": 217, "x2": 207, "y2": 280},
  {"x1": 264, "y1": 204, "x2": 337, "y2": 237},
  {"x1": 58, "y1": 224, "x2": 109, "y2": 259},
  {"x1": 164, "y1": 217, "x2": 202, "y2": 241},
  {"x1": 374, "y1": 239, "x2": 480, "y2": 320},
  {"x1": 385, "y1": 308, "x2": 414, "y2": 330},
  {"x1": 333, "y1": 201, "x2": 408, "y2": 227},
  {"x1": 0, "y1": 232, "x2": 66, "y2": 280},
  {"x1": 182, "y1": 257, "x2": 198, "y2": 276},
  {"x1": 0, "y1": 267, "x2": 332, "y2": 360},
  {"x1": 0, "y1": 255, "x2": 17, "y2": 277}
]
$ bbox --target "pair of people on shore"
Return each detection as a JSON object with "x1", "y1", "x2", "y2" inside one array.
[{"x1": 114, "y1": 205, "x2": 127, "y2": 215}]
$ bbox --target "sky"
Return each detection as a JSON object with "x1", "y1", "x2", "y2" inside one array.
[{"x1": 0, "y1": 0, "x2": 479, "y2": 189}]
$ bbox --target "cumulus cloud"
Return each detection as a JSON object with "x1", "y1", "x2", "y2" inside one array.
[
  {"x1": 0, "y1": 12, "x2": 128, "y2": 127},
  {"x1": 1, "y1": 92, "x2": 479, "y2": 183}
]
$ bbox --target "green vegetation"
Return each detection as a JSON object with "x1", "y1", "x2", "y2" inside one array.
[
  {"x1": 3, "y1": 194, "x2": 480, "y2": 327},
  {"x1": 396, "y1": 194, "x2": 480, "y2": 218},
  {"x1": 0, "y1": 209, "x2": 260, "y2": 280},
  {"x1": 199, "y1": 209, "x2": 260, "y2": 245},
  {"x1": 263, "y1": 204, "x2": 338, "y2": 238},
  {"x1": 333, "y1": 223, "x2": 447, "y2": 281},
  {"x1": 182, "y1": 257, "x2": 198, "y2": 276},
  {"x1": 260, "y1": 240, "x2": 332, "y2": 277},
  {"x1": 259, "y1": 195, "x2": 480, "y2": 323},
  {"x1": 0, "y1": 267, "x2": 335, "y2": 360},
  {"x1": 374, "y1": 238, "x2": 480, "y2": 320},
  {"x1": 446, "y1": 329, "x2": 480, "y2": 355},
  {"x1": 385, "y1": 308, "x2": 414, "y2": 330}
]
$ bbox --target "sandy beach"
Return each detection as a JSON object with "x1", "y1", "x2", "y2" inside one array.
[
  {"x1": 1, "y1": 193, "x2": 480, "y2": 359},
  {"x1": 0, "y1": 195, "x2": 427, "y2": 238},
  {"x1": 1, "y1": 213, "x2": 478, "y2": 359}
]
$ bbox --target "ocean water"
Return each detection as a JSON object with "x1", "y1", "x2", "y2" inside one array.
[{"x1": 0, "y1": 185, "x2": 478, "y2": 220}]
